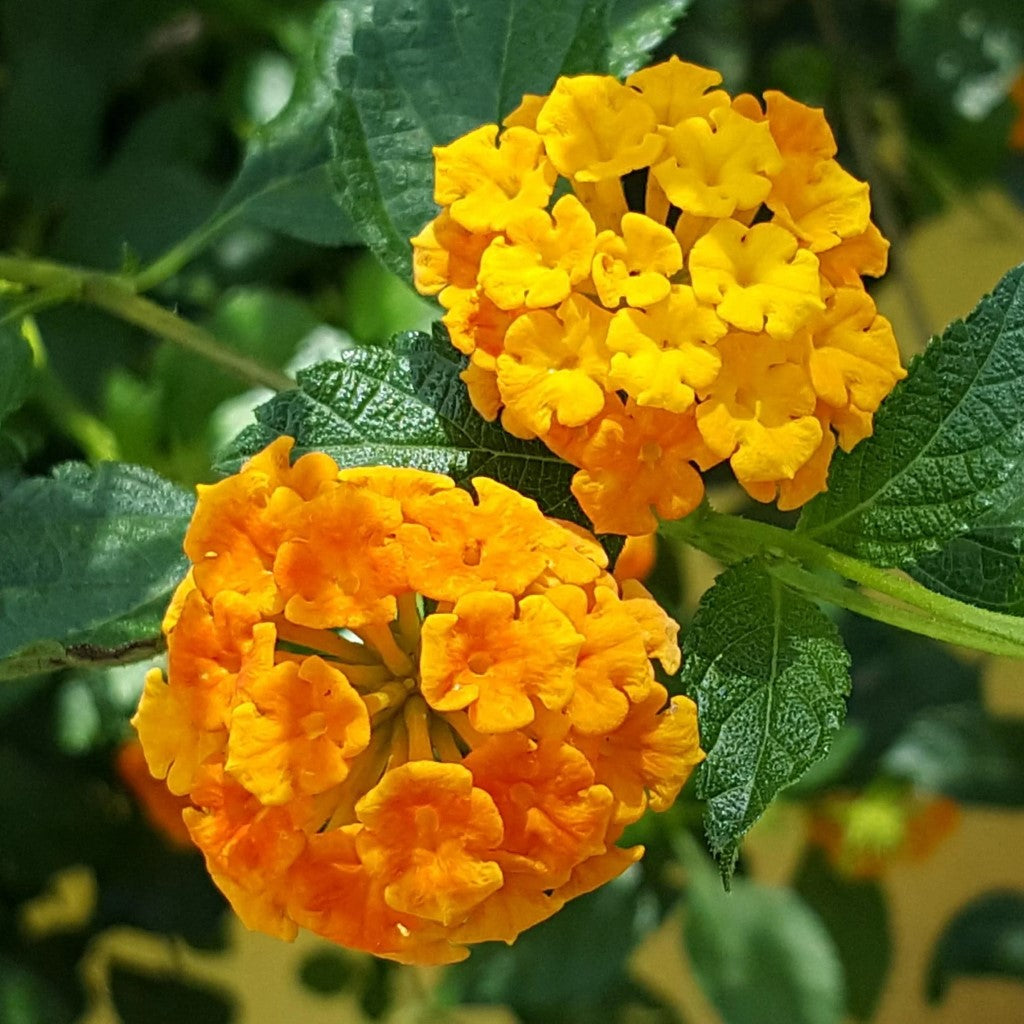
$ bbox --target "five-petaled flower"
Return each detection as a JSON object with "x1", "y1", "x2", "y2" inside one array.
[
  {"x1": 132, "y1": 438, "x2": 703, "y2": 964},
  {"x1": 413, "y1": 57, "x2": 907, "y2": 534}
]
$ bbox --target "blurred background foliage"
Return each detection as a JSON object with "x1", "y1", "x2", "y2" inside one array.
[{"x1": 1, "y1": 0, "x2": 1024, "y2": 1022}]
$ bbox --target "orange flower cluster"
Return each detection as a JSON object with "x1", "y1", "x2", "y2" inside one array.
[
  {"x1": 413, "y1": 58, "x2": 907, "y2": 535},
  {"x1": 131, "y1": 438, "x2": 702, "y2": 964}
]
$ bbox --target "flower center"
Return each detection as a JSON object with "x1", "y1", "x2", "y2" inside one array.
[{"x1": 282, "y1": 591, "x2": 472, "y2": 828}]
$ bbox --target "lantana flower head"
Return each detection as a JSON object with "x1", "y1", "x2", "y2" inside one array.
[
  {"x1": 413, "y1": 57, "x2": 907, "y2": 534},
  {"x1": 132, "y1": 438, "x2": 703, "y2": 964}
]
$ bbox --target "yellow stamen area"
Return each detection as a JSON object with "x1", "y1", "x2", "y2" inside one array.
[{"x1": 355, "y1": 623, "x2": 415, "y2": 677}]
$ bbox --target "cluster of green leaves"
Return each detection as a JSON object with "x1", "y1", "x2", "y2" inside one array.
[{"x1": 3, "y1": 0, "x2": 1024, "y2": 1022}]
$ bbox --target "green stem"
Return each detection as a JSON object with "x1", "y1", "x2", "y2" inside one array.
[
  {"x1": 0, "y1": 254, "x2": 293, "y2": 392},
  {"x1": 129, "y1": 213, "x2": 235, "y2": 294},
  {"x1": 664, "y1": 506, "x2": 1024, "y2": 659}
]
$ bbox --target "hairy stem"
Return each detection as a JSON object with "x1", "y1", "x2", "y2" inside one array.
[{"x1": 664, "y1": 506, "x2": 1024, "y2": 659}]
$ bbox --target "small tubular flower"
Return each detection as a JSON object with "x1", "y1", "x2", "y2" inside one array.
[
  {"x1": 132, "y1": 438, "x2": 702, "y2": 964},
  {"x1": 414, "y1": 58, "x2": 906, "y2": 532}
]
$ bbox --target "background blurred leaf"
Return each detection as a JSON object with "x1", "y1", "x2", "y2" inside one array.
[
  {"x1": 0, "y1": 463, "x2": 191, "y2": 665},
  {"x1": 682, "y1": 836, "x2": 846, "y2": 1024},
  {"x1": 0, "y1": 323, "x2": 33, "y2": 426},
  {"x1": 442, "y1": 865, "x2": 667, "y2": 1023},
  {"x1": 800, "y1": 263, "x2": 1024, "y2": 565},
  {"x1": 108, "y1": 963, "x2": 235, "y2": 1024},
  {"x1": 794, "y1": 849, "x2": 891, "y2": 1021},
  {"x1": 0, "y1": 956, "x2": 77, "y2": 1024},
  {"x1": 882, "y1": 703, "x2": 1024, "y2": 806},
  {"x1": 216, "y1": 1, "x2": 364, "y2": 246},
  {"x1": 680, "y1": 560, "x2": 850, "y2": 875},
  {"x1": 927, "y1": 890, "x2": 1024, "y2": 1001},
  {"x1": 220, "y1": 325, "x2": 594, "y2": 529},
  {"x1": 330, "y1": 0, "x2": 613, "y2": 277}
]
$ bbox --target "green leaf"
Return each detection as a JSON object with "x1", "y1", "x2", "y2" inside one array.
[
  {"x1": 799, "y1": 264, "x2": 1024, "y2": 565},
  {"x1": 881, "y1": 704, "x2": 1024, "y2": 807},
  {"x1": 215, "y1": 1, "x2": 365, "y2": 246},
  {"x1": 679, "y1": 560, "x2": 850, "y2": 872},
  {"x1": 682, "y1": 837, "x2": 846, "y2": 1024},
  {"x1": 219, "y1": 326, "x2": 591, "y2": 528},
  {"x1": 927, "y1": 891, "x2": 1024, "y2": 1001},
  {"x1": 794, "y1": 849, "x2": 890, "y2": 1021},
  {"x1": 0, "y1": 463, "x2": 192, "y2": 663},
  {"x1": 0, "y1": 322, "x2": 33, "y2": 425},
  {"x1": 607, "y1": 0, "x2": 692, "y2": 77},
  {"x1": 0, "y1": 957, "x2": 76, "y2": 1024},
  {"x1": 911, "y1": 482, "x2": 1024, "y2": 614},
  {"x1": 331, "y1": 0, "x2": 613, "y2": 278},
  {"x1": 298, "y1": 950, "x2": 353, "y2": 995},
  {"x1": 443, "y1": 866, "x2": 661, "y2": 1020},
  {"x1": 109, "y1": 964, "x2": 235, "y2": 1024}
]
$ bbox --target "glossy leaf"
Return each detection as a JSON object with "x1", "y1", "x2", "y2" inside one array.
[
  {"x1": 680, "y1": 560, "x2": 850, "y2": 873},
  {"x1": 608, "y1": 0, "x2": 692, "y2": 76},
  {"x1": 928, "y1": 891, "x2": 1024, "y2": 1001},
  {"x1": 911, "y1": 480, "x2": 1024, "y2": 614},
  {"x1": 800, "y1": 264, "x2": 1024, "y2": 565},
  {"x1": 0, "y1": 463, "x2": 192, "y2": 664},
  {"x1": 220, "y1": 326, "x2": 590, "y2": 528},
  {"x1": 331, "y1": 0, "x2": 612, "y2": 277}
]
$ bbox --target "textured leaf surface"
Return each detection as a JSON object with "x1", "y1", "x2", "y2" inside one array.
[
  {"x1": 220, "y1": 326, "x2": 589, "y2": 527},
  {"x1": 680, "y1": 560, "x2": 850, "y2": 871},
  {"x1": 331, "y1": 0, "x2": 612, "y2": 277},
  {"x1": 0, "y1": 321, "x2": 33, "y2": 424},
  {"x1": 683, "y1": 839, "x2": 846, "y2": 1024},
  {"x1": 0, "y1": 463, "x2": 192, "y2": 662},
  {"x1": 927, "y1": 891, "x2": 1024, "y2": 1001},
  {"x1": 608, "y1": 0, "x2": 691, "y2": 76},
  {"x1": 216, "y1": 1, "x2": 365, "y2": 245},
  {"x1": 911, "y1": 479, "x2": 1024, "y2": 614},
  {"x1": 800, "y1": 264, "x2": 1024, "y2": 564}
]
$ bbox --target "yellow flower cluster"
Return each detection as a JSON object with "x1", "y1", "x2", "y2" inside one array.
[
  {"x1": 132, "y1": 438, "x2": 703, "y2": 964},
  {"x1": 413, "y1": 58, "x2": 906, "y2": 534}
]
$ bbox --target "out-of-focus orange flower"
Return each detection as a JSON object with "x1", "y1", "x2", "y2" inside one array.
[
  {"x1": 116, "y1": 739, "x2": 194, "y2": 849},
  {"x1": 1010, "y1": 72, "x2": 1024, "y2": 150},
  {"x1": 807, "y1": 789, "x2": 960, "y2": 879},
  {"x1": 413, "y1": 58, "x2": 906, "y2": 534},
  {"x1": 132, "y1": 438, "x2": 702, "y2": 964}
]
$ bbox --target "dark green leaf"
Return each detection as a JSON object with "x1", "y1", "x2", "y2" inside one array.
[
  {"x1": 682, "y1": 838, "x2": 846, "y2": 1024},
  {"x1": 608, "y1": 0, "x2": 692, "y2": 77},
  {"x1": 0, "y1": 463, "x2": 192, "y2": 663},
  {"x1": 0, "y1": 323, "x2": 33, "y2": 426},
  {"x1": 794, "y1": 849, "x2": 890, "y2": 1021},
  {"x1": 109, "y1": 964, "x2": 235, "y2": 1024},
  {"x1": 298, "y1": 950, "x2": 352, "y2": 995},
  {"x1": 331, "y1": 0, "x2": 613, "y2": 277},
  {"x1": 882, "y1": 703, "x2": 1024, "y2": 807},
  {"x1": 799, "y1": 264, "x2": 1024, "y2": 565},
  {"x1": 680, "y1": 560, "x2": 850, "y2": 873},
  {"x1": 928, "y1": 891, "x2": 1024, "y2": 1001},
  {"x1": 219, "y1": 326, "x2": 591, "y2": 528},
  {"x1": 0, "y1": 957, "x2": 76, "y2": 1024},
  {"x1": 911, "y1": 481, "x2": 1024, "y2": 614},
  {"x1": 443, "y1": 866, "x2": 660, "y2": 1020},
  {"x1": 839, "y1": 614, "x2": 981, "y2": 786},
  {"x1": 215, "y1": 1, "x2": 365, "y2": 246}
]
